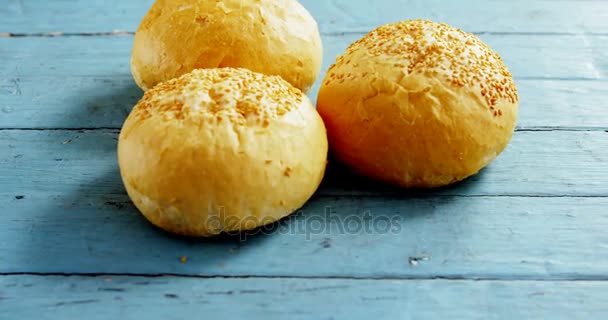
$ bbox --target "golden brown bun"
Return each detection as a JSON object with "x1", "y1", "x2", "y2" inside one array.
[
  {"x1": 317, "y1": 20, "x2": 519, "y2": 188},
  {"x1": 131, "y1": 0, "x2": 323, "y2": 93},
  {"x1": 118, "y1": 68, "x2": 328, "y2": 236}
]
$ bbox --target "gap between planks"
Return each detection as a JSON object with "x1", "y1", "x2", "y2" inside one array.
[
  {"x1": 0, "y1": 127, "x2": 607, "y2": 132},
  {"x1": 3, "y1": 193, "x2": 607, "y2": 199},
  {"x1": 2, "y1": 272, "x2": 608, "y2": 282},
  {"x1": 3, "y1": 31, "x2": 608, "y2": 38}
]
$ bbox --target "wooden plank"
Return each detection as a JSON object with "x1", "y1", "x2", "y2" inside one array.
[
  {"x1": 0, "y1": 76, "x2": 138, "y2": 129},
  {"x1": 2, "y1": 77, "x2": 607, "y2": 130},
  {"x1": 2, "y1": 194, "x2": 606, "y2": 278},
  {"x1": 1, "y1": 129, "x2": 607, "y2": 277},
  {"x1": 0, "y1": 0, "x2": 154, "y2": 34},
  {"x1": 1, "y1": 0, "x2": 607, "y2": 34},
  {"x1": 2, "y1": 34, "x2": 606, "y2": 80},
  {"x1": 303, "y1": 0, "x2": 608, "y2": 34},
  {"x1": 1, "y1": 34, "x2": 607, "y2": 129},
  {"x1": 323, "y1": 131, "x2": 608, "y2": 197},
  {"x1": 1, "y1": 276, "x2": 607, "y2": 319},
  {"x1": 1, "y1": 130, "x2": 606, "y2": 198}
]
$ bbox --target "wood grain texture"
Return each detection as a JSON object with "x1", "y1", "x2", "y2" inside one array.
[
  {"x1": 1, "y1": 276, "x2": 608, "y2": 319},
  {"x1": 1, "y1": 0, "x2": 607, "y2": 34},
  {"x1": 1, "y1": 0, "x2": 608, "y2": 317},
  {"x1": 1, "y1": 34, "x2": 607, "y2": 129},
  {"x1": 1, "y1": 130, "x2": 606, "y2": 198},
  {"x1": 2, "y1": 77, "x2": 607, "y2": 130},
  {"x1": 2, "y1": 34, "x2": 606, "y2": 79},
  {"x1": 1, "y1": 130, "x2": 607, "y2": 277},
  {"x1": 1, "y1": 193, "x2": 606, "y2": 278}
]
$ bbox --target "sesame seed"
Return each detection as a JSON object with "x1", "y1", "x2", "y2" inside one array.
[
  {"x1": 323, "y1": 20, "x2": 518, "y2": 113},
  {"x1": 284, "y1": 167, "x2": 292, "y2": 177},
  {"x1": 130, "y1": 68, "x2": 303, "y2": 126}
]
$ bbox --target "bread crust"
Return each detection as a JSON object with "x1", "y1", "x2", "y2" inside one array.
[
  {"x1": 131, "y1": 0, "x2": 323, "y2": 92},
  {"x1": 317, "y1": 20, "x2": 519, "y2": 188},
  {"x1": 119, "y1": 68, "x2": 328, "y2": 236}
]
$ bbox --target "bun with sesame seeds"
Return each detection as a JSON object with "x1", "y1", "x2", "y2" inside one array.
[
  {"x1": 131, "y1": 0, "x2": 323, "y2": 93},
  {"x1": 317, "y1": 20, "x2": 519, "y2": 188},
  {"x1": 118, "y1": 68, "x2": 328, "y2": 236}
]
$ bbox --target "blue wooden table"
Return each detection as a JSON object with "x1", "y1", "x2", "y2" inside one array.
[{"x1": 1, "y1": 0, "x2": 607, "y2": 318}]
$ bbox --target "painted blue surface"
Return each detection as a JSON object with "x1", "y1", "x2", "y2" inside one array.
[
  {"x1": 1, "y1": 36, "x2": 607, "y2": 129},
  {"x1": 1, "y1": 0, "x2": 608, "y2": 34},
  {"x1": 2, "y1": 276, "x2": 608, "y2": 320},
  {"x1": 1, "y1": 0, "x2": 607, "y2": 319}
]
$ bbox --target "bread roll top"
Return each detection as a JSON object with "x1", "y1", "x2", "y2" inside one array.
[
  {"x1": 317, "y1": 20, "x2": 519, "y2": 188},
  {"x1": 131, "y1": 0, "x2": 323, "y2": 92},
  {"x1": 119, "y1": 68, "x2": 328, "y2": 236}
]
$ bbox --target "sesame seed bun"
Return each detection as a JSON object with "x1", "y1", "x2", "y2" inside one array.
[
  {"x1": 317, "y1": 20, "x2": 519, "y2": 188},
  {"x1": 131, "y1": 0, "x2": 323, "y2": 93},
  {"x1": 118, "y1": 68, "x2": 328, "y2": 236}
]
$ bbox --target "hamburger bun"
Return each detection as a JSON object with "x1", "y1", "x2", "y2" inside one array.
[
  {"x1": 131, "y1": 0, "x2": 323, "y2": 93},
  {"x1": 118, "y1": 68, "x2": 328, "y2": 236},
  {"x1": 317, "y1": 20, "x2": 519, "y2": 188}
]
